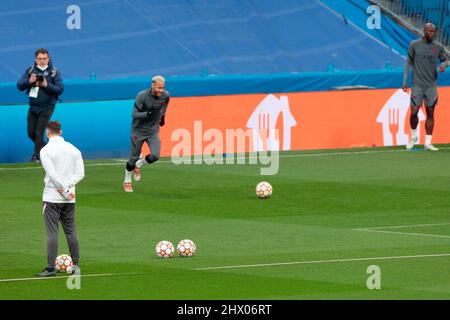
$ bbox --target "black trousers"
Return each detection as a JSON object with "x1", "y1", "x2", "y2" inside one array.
[
  {"x1": 27, "y1": 106, "x2": 55, "y2": 158},
  {"x1": 43, "y1": 201, "x2": 80, "y2": 268}
]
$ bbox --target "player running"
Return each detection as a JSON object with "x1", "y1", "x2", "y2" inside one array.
[{"x1": 123, "y1": 75, "x2": 170, "y2": 192}]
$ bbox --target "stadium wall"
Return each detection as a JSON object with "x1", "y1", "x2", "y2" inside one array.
[
  {"x1": 3, "y1": 69, "x2": 450, "y2": 104},
  {"x1": 2, "y1": 85, "x2": 450, "y2": 164}
]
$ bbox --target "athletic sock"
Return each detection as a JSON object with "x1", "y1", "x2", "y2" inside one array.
[
  {"x1": 425, "y1": 135, "x2": 432, "y2": 146},
  {"x1": 136, "y1": 158, "x2": 146, "y2": 168},
  {"x1": 124, "y1": 169, "x2": 132, "y2": 183}
]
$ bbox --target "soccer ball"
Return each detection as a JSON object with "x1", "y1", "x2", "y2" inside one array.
[
  {"x1": 155, "y1": 240, "x2": 175, "y2": 258},
  {"x1": 177, "y1": 239, "x2": 197, "y2": 257},
  {"x1": 54, "y1": 254, "x2": 73, "y2": 273},
  {"x1": 256, "y1": 181, "x2": 272, "y2": 199}
]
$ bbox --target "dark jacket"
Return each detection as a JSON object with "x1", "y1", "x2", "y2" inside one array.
[{"x1": 17, "y1": 61, "x2": 64, "y2": 113}]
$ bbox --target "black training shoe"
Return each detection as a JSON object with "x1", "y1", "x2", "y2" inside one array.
[
  {"x1": 36, "y1": 268, "x2": 56, "y2": 277},
  {"x1": 71, "y1": 265, "x2": 81, "y2": 275},
  {"x1": 30, "y1": 156, "x2": 40, "y2": 163}
]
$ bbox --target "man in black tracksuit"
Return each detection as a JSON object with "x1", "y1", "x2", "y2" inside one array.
[{"x1": 17, "y1": 48, "x2": 64, "y2": 163}]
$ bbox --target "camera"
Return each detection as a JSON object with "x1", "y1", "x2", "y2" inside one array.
[{"x1": 36, "y1": 74, "x2": 44, "y2": 82}]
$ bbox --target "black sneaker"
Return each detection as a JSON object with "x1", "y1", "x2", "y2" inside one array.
[
  {"x1": 71, "y1": 265, "x2": 81, "y2": 275},
  {"x1": 30, "y1": 156, "x2": 40, "y2": 163},
  {"x1": 36, "y1": 268, "x2": 56, "y2": 277}
]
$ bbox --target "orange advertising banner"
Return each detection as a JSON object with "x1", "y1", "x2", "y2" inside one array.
[{"x1": 142, "y1": 88, "x2": 450, "y2": 157}]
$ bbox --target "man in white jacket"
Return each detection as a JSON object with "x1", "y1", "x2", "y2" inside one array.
[{"x1": 36, "y1": 121, "x2": 85, "y2": 277}]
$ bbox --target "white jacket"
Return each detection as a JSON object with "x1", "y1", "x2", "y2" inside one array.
[{"x1": 40, "y1": 136, "x2": 85, "y2": 203}]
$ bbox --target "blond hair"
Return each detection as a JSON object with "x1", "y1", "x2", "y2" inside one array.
[{"x1": 152, "y1": 75, "x2": 165, "y2": 83}]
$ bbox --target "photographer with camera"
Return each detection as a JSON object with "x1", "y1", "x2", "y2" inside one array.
[{"x1": 17, "y1": 48, "x2": 64, "y2": 163}]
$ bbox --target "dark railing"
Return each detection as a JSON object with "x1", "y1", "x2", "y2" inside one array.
[{"x1": 371, "y1": 0, "x2": 450, "y2": 47}]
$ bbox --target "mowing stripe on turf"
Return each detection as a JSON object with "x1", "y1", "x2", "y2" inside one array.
[
  {"x1": 0, "y1": 272, "x2": 143, "y2": 283},
  {"x1": 1, "y1": 147, "x2": 449, "y2": 171},
  {"x1": 194, "y1": 253, "x2": 450, "y2": 271}
]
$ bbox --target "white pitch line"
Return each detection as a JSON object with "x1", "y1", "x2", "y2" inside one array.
[
  {"x1": 354, "y1": 229, "x2": 450, "y2": 239},
  {"x1": 353, "y1": 222, "x2": 450, "y2": 239},
  {"x1": 0, "y1": 272, "x2": 143, "y2": 283},
  {"x1": 354, "y1": 222, "x2": 450, "y2": 230},
  {"x1": 194, "y1": 253, "x2": 450, "y2": 271},
  {"x1": 1, "y1": 147, "x2": 449, "y2": 171}
]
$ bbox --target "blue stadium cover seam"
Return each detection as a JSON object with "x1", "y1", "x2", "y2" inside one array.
[
  {"x1": 0, "y1": 0, "x2": 118, "y2": 17},
  {"x1": 317, "y1": 0, "x2": 407, "y2": 59},
  {"x1": 122, "y1": 0, "x2": 221, "y2": 74}
]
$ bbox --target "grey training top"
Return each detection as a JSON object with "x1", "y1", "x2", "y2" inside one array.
[
  {"x1": 403, "y1": 38, "x2": 448, "y2": 88},
  {"x1": 131, "y1": 89, "x2": 170, "y2": 134}
]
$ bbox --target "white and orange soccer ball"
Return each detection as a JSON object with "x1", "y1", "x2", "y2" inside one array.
[
  {"x1": 177, "y1": 239, "x2": 197, "y2": 257},
  {"x1": 54, "y1": 254, "x2": 73, "y2": 273},
  {"x1": 155, "y1": 240, "x2": 175, "y2": 258},
  {"x1": 256, "y1": 181, "x2": 272, "y2": 199}
]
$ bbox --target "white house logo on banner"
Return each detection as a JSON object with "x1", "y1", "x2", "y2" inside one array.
[
  {"x1": 247, "y1": 94, "x2": 297, "y2": 151},
  {"x1": 376, "y1": 89, "x2": 425, "y2": 146}
]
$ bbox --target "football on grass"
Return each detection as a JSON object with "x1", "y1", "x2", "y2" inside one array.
[
  {"x1": 256, "y1": 181, "x2": 272, "y2": 199},
  {"x1": 155, "y1": 240, "x2": 175, "y2": 258},
  {"x1": 55, "y1": 254, "x2": 73, "y2": 273},
  {"x1": 177, "y1": 239, "x2": 197, "y2": 257}
]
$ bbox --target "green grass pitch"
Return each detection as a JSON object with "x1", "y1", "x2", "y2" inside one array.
[{"x1": 1, "y1": 145, "x2": 450, "y2": 299}]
